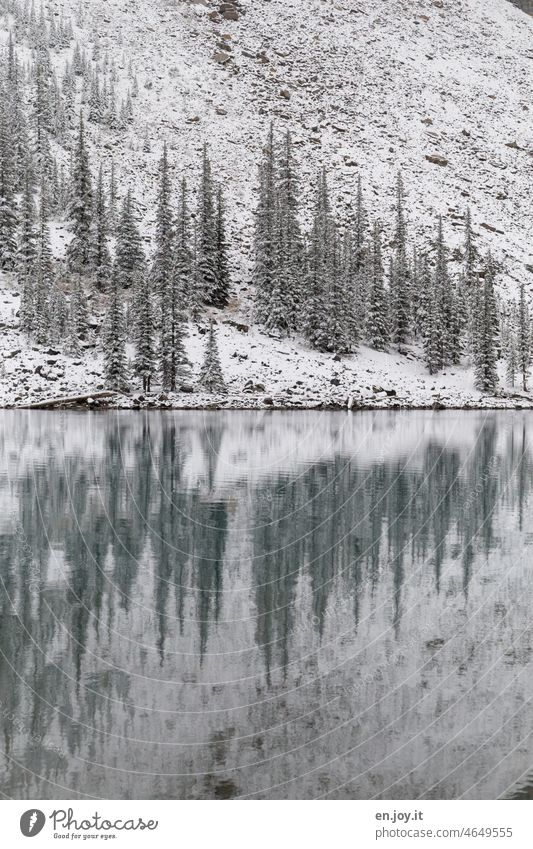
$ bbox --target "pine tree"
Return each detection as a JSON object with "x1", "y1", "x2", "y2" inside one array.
[
  {"x1": 277, "y1": 129, "x2": 303, "y2": 331},
  {"x1": 133, "y1": 270, "x2": 155, "y2": 392},
  {"x1": 152, "y1": 142, "x2": 174, "y2": 302},
  {"x1": 305, "y1": 168, "x2": 335, "y2": 351},
  {"x1": 66, "y1": 112, "x2": 93, "y2": 273},
  {"x1": 199, "y1": 321, "x2": 226, "y2": 393},
  {"x1": 103, "y1": 273, "x2": 128, "y2": 390},
  {"x1": 174, "y1": 179, "x2": 194, "y2": 314},
  {"x1": 0, "y1": 87, "x2": 19, "y2": 269},
  {"x1": 463, "y1": 207, "x2": 481, "y2": 357},
  {"x1": 390, "y1": 172, "x2": 410, "y2": 347},
  {"x1": 90, "y1": 164, "x2": 112, "y2": 290},
  {"x1": 434, "y1": 216, "x2": 454, "y2": 365},
  {"x1": 18, "y1": 168, "x2": 37, "y2": 280},
  {"x1": 365, "y1": 221, "x2": 390, "y2": 350},
  {"x1": 423, "y1": 256, "x2": 444, "y2": 375},
  {"x1": 517, "y1": 281, "x2": 531, "y2": 392},
  {"x1": 210, "y1": 185, "x2": 231, "y2": 308},
  {"x1": 474, "y1": 253, "x2": 499, "y2": 394},
  {"x1": 505, "y1": 322, "x2": 517, "y2": 389},
  {"x1": 66, "y1": 276, "x2": 89, "y2": 343},
  {"x1": 49, "y1": 284, "x2": 68, "y2": 342},
  {"x1": 253, "y1": 124, "x2": 277, "y2": 325},
  {"x1": 114, "y1": 188, "x2": 145, "y2": 287},
  {"x1": 196, "y1": 144, "x2": 217, "y2": 306}
]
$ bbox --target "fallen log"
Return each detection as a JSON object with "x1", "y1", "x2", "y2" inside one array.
[{"x1": 19, "y1": 391, "x2": 128, "y2": 410}]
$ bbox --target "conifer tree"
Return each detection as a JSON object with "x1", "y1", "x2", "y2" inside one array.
[
  {"x1": 49, "y1": 284, "x2": 68, "y2": 342},
  {"x1": 305, "y1": 168, "x2": 335, "y2": 351},
  {"x1": 365, "y1": 221, "x2": 390, "y2": 350},
  {"x1": 390, "y1": 172, "x2": 410, "y2": 347},
  {"x1": 103, "y1": 273, "x2": 128, "y2": 390},
  {"x1": 199, "y1": 321, "x2": 226, "y2": 393},
  {"x1": 517, "y1": 281, "x2": 531, "y2": 392},
  {"x1": 114, "y1": 188, "x2": 145, "y2": 287},
  {"x1": 70, "y1": 276, "x2": 89, "y2": 340},
  {"x1": 434, "y1": 216, "x2": 454, "y2": 365},
  {"x1": 196, "y1": 144, "x2": 217, "y2": 305},
  {"x1": 152, "y1": 142, "x2": 174, "y2": 303},
  {"x1": 277, "y1": 129, "x2": 303, "y2": 331},
  {"x1": 210, "y1": 185, "x2": 231, "y2": 308},
  {"x1": 174, "y1": 179, "x2": 194, "y2": 313},
  {"x1": 66, "y1": 113, "x2": 93, "y2": 273},
  {"x1": 133, "y1": 271, "x2": 155, "y2": 392},
  {"x1": 18, "y1": 168, "x2": 37, "y2": 280},
  {"x1": 253, "y1": 124, "x2": 277, "y2": 325},
  {"x1": 90, "y1": 164, "x2": 112, "y2": 290},
  {"x1": 423, "y1": 257, "x2": 444, "y2": 375},
  {"x1": 0, "y1": 89, "x2": 19, "y2": 269},
  {"x1": 474, "y1": 253, "x2": 499, "y2": 394}
]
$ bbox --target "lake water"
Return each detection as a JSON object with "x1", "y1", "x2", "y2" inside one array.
[{"x1": 0, "y1": 410, "x2": 532, "y2": 800}]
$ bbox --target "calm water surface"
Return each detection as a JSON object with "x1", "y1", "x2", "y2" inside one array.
[{"x1": 0, "y1": 410, "x2": 532, "y2": 800}]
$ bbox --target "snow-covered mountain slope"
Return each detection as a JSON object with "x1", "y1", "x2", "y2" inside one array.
[
  {"x1": 1, "y1": 0, "x2": 532, "y2": 408},
  {"x1": 62, "y1": 0, "x2": 533, "y2": 288}
]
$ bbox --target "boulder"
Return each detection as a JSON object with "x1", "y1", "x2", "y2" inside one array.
[
  {"x1": 425, "y1": 154, "x2": 448, "y2": 166},
  {"x1": 213, "y1": 50, "x2": 231, "y2": 64}
]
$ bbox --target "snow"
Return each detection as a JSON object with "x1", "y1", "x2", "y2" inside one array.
[{"x1": 1, "y1": 0, "x2": 533, "y2": 409}]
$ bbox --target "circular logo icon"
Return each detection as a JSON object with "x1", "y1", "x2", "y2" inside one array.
[{"x1": 20, "y1": 810, "x2": 46, "y2": 837}]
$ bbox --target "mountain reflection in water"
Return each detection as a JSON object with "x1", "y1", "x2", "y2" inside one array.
[{"x1": 0, "y1": 410, "x2": 532, "y2": 800}]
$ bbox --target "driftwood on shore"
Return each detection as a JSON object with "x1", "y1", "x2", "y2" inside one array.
[{"x1": 19, "y1": 391, "x2": 127, "y2": 410}]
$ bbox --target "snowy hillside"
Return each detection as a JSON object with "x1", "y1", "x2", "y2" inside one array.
[
  {"x1": 54, "y1": 0, "x2": 533, "y2": 279},
  {"x1": 0, "y1": 0, "x2": 532, "y2": 409}
]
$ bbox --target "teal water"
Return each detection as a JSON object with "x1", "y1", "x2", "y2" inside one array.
[{"x1": 0, "y1": 410, "x2": 532, "y2": 799}]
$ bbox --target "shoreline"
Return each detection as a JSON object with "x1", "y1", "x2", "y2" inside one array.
[{"x1": 7, "y1": 392, "x2": 533, "y2": 413}]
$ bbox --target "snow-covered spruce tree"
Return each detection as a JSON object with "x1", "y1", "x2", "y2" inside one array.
[
  {"x1": 305, "y1": 168, "x2": 335, "y2": 351},
  {"x1": 108, "y1": 158, "x2": 118, "y2": 233},
  {"x1": 174, "y1": 179, "x2": 194, "y2": 314},
  {"x1": 423, "y1": 256, "x2": 444, "y2": 375},
  {"x1": 516, "y1": 281, "x2": 531, "y2": 392},
  {"x1": 31, "y1": 195, "x2": 53, "y2": 344},
  {"x1": 70, "y1": 276, "x2": 89, "y2": 340},
  {"x1": 505, "y1": 314, "x2": 517, "y2": 389},
  {"x1": 0, "y1": 87, "x2": 19, "y2": 269},
  {"x1": 18, "y1": 168, "x2": 38, "y2": 281},
  {"x1": 64, "y1": 304, "x2": 82, "y2": 357},
  {"x1": 276, "y1": 129, "x2": 304, "y2": 332},
  {"x1": 390, "y1": 172, "x2": 410, "y2": 348},
  {"x1": 353, "y1": 174, "x2": 368, "y2": 274},
  {"x1": 133, "y1": 270, "x2": 156, "y2": 392},
  {"x1": 114, "y1": 188, "x2": 145, "y2": 287},
  {"x1": 159, "y1": 279, "x2": 191, "y2": 393},
  {"x1": 196, "y1": 144, "x2": 217, "y2": 306},
  {"x1": 462, "y1": 207, "x2": 481, "y2": 357},
  {"x1": 211, "y1": 185, "x2": 231, "y2": 308},
  {"x1": 103, "y1": 273, "x2": 128, "y2": 390},
  {"x1": 152, "y1": 143, "x2": 191, "y2": 391},
  {"x1": 433, "y1": 216, "x2": 455, "y2": 365},
  {"x1": 66, "y1": 113, "x2": 93, "y2": 274},
  {"x1": 474, "y1": 253, "x2": 499, "y2": 394},
  {"x1": 199, "y1": 321, "x2": 226, "y2": 394},
  {"x1": 365, "y1": 220, "x2": 390, "y2": 350},
  {"x1": 341, "y1": 230, "x2": 360, "y2": 349},
  {"x1": 90, "y1": 164, "x2": 112, "y2": 290},
  {"x1": 152, "y1": 142, "x2": 174, "y2": 302},
  {"x1": 325, "y1": 228, "x2": 353, "y2": 354},
  {"x1": 49, "y1": 284, "x2": 68, "y2": 342},
  {"x1": 253, "y1": 124, "x2": 277, "y2": 325}
]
